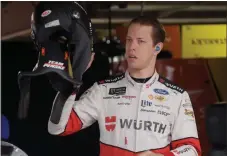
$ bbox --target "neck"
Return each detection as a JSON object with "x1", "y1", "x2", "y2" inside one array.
[{"x1": 128, "y1": 59, "x2": 156, "y2": 79}]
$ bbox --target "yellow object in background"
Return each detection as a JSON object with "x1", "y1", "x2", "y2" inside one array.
[{"x1": 182, "y1": 24, "x2": 226, "y2": 58}]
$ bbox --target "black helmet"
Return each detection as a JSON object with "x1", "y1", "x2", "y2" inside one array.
[{"x1": 18, "y1": 2, "x2": 94, "y2": 119}]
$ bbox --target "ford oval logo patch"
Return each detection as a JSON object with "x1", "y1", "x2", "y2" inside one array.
[{"x1": 153, "y1": 89, "x2": 169, "y2": 95}]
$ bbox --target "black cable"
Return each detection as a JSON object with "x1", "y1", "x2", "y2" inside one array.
[
  {"x1": 205, "y1": 60, "x2": 222, "y2": 102},
  {"x1": 140, "y1": 1, "x2": 144, "y2": 16},
  {"x1": 107, "y1": 3, "x2": 114, "y2": 75},
  {"x1": 108, "y1": 4, "x2": 112, "y2": 41},
  {"x1": 158, "y1": 5, "x2": 191, "y2": 18},
  {"x1": 31, "y1": 2, "x2": 37, "y2": 8}
]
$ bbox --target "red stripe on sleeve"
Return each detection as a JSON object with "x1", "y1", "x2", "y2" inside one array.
[
  {"x1": 59, "y1": 110, "x2": 83, "y2": 136},
  {"x1": 170, "y1": 137, "x2": 201, "y2": 156}
]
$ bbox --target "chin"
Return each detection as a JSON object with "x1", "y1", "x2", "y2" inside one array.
[{"x1": 127, "y1": 64, "x2": 142, "y2": 71}]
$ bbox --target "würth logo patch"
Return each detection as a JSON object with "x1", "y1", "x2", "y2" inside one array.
[
  {"x1": 158, "y1": 76, "x2": 184, "y2": 93},
  {"x1": 105, "y1": 116, "x2": 116, "y2": 131}
]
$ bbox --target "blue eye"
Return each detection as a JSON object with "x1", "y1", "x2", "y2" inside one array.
[
  {"x1": 126, "y1": 38, "x2": 132, "y2": 42},
  {"x1": 138, "y1": 40, "x2": 144, "y2": 44}
]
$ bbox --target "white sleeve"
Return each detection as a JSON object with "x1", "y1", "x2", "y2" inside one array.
[
  {"x1": 48, "y1": 82, "x2": 102, "y2": 136},
  {"x1": 165, "y1": 91, "x2": 202, "y2": 156}
]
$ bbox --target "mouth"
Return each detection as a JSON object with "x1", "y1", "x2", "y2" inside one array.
[{"x1": 128, "y1": 55, "x2": 137, "y2": 60}]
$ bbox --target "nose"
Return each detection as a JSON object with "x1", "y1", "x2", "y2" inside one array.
[{"x1": 127, "y1": 40, "x2": 138, "y2": 51}]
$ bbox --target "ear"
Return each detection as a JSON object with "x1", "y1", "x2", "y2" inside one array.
[
  {"x1": 153, "y1": 42, "x2": 164, "y2": 56},
  {"x1": 86, "y1": 52, "x2": 95, "y2": 70}
]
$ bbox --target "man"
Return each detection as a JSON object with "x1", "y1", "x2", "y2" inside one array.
[{"x1": 48, "y1": 16, "x2": 201, "y2": 156}]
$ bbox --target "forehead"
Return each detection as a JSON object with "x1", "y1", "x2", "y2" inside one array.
[{"x1": 127, "y1": 23, "x2": 152, "y2": 40}]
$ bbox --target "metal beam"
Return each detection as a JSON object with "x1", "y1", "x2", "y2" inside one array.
[
  {"x1": 93, "y1": 10, "x2": 226, "y2": 19},
  {"x1": 2, "y1": 18, "x2": 226, "y2": 41},
  {"x1": 110, "y1": 4, "x2": 227, "y2": 12},
  {"x1": 2, "y1": 29, "x2": 31, "y2": 41},
  {"x1": 91, "y1": 18, "x2": 227, "y2": 24}
]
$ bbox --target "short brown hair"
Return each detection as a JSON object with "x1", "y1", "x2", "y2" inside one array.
[{"x1": 128, "y1": 16, "x2": 166, "y2": 45}]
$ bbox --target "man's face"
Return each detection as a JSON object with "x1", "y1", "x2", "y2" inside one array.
[{"x1": 125, "y1": 23, "x2": 156, "y2": 70}]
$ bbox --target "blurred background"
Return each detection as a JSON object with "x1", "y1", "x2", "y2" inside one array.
[{"x1": 1, "y1": 1, "x2": 227, "y2": 156}]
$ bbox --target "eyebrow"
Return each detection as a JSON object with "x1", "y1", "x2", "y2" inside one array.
[
  {"x1": 126, "y1": 36, "x2": 145, "y2": 40},
  {"x1": 137, "y1": 38, "x2": 144, "y2": 40}
]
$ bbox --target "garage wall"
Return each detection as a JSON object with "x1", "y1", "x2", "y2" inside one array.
[{"x1": 2, "y1": 2, "x2": 34, "y2": 37}]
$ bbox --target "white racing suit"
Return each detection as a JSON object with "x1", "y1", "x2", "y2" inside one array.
[{"x1": 48, "y1": 71, "x2": 201, "y2": 156}]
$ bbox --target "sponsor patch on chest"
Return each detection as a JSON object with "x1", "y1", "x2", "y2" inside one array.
[
  {"x1": 153, "y1": 88, "x2": 169, "y2": 95},
  {"x1": 109, "y1": 87, "x2": 126, "y2": 95}
]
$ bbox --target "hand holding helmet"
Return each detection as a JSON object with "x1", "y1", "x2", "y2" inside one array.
[{"x1": 18, "y1": 2, "x2": 94, "y2": 119}]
